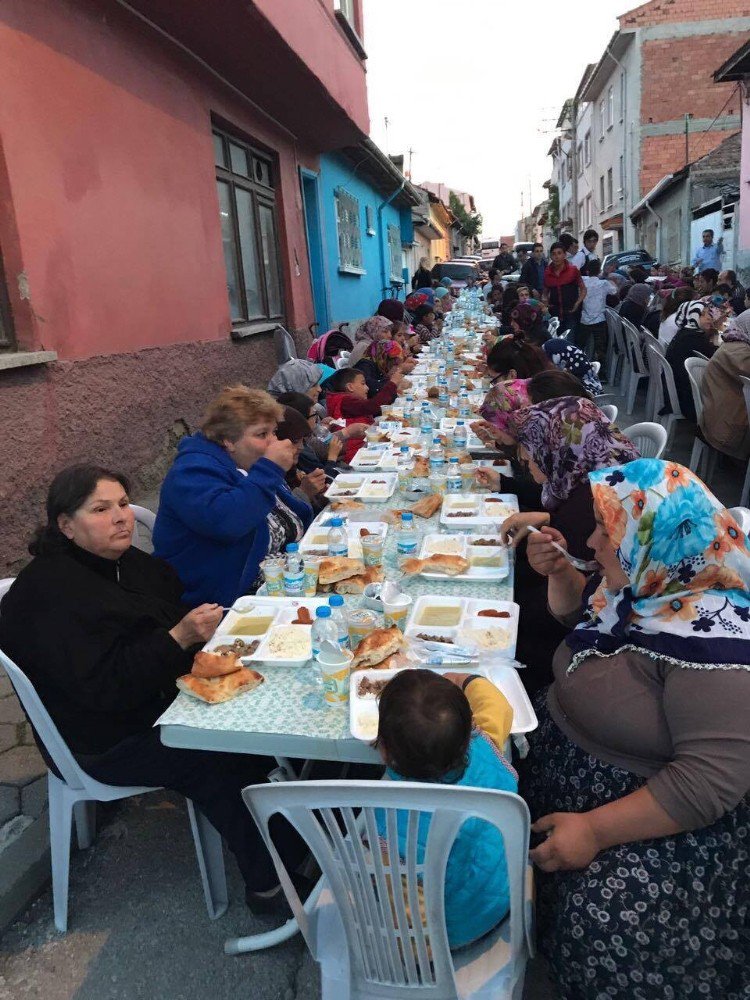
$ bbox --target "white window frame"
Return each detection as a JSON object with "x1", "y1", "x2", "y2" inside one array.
[
  {"x1": 334, "y1": 187, "x2": 364, "y2": 274},
  {"x1": 599, "y1": 175, "x2": 605, "y2": 213},
  {"x1": 599, "y1": 99, "x2": 606, "y2": 139},
  {"x1": 607, "y1": 167, "x2": 613, "y2": 209},
  {"x1": 584, "y1": 131, "x2": 591, "y2": 166},
  {"x1": 365, "y1": 205, "x2": 376, "y2": 236},
  {"x1": 607, "y1": 86, "x2": 614, "y2": 128},
  {"x1": 387, "y1": 224, "x2": 402, "y2": 283},
  {"x1": 576, "y1": 143, "x2": 583, "y2": 177},
  {"x1": 334, "y1": 0, "x2": 356, "y2": 26},
  {"x1": 619, "y1": 154, "x2": 625, "y2": 194},
  {"x1": 619, "y1": 73, "x2": 625, "y2": 123}
]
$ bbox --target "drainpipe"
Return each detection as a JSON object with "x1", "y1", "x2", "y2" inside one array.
[
  {"x1": 378, "y1": 179, "x2": 406, "y2": 294},
  {"x1": 642, "y1": 198, "x2": 663, "y2": 262}
]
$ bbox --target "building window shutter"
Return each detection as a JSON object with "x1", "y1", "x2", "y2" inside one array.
[
  {"x1": 335, "y1": 188, "x2": 364, "y2": 272},
  {"x1": 387, "y1": 224, "x2": 402, "y2": 282}
]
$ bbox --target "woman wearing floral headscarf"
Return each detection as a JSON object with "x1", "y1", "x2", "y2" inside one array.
[
  {"x1": 522, "y1": 459, "x2": 750, "y2": 1000},
  {"x1": 700, "y1": 310, "x2": 750, "y2": 461},
  {"x1": 347, "y1": 315, "x2": 393, "y2": 369},
  {"x1": 666, "y1": 296, "x2": 726, "y2": 420},
  {"x1": 355, "y1": 339, "x2": 404, "y2": 396}
]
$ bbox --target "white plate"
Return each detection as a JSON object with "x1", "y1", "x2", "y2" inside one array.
[
  {"x1": 416, "y1": 533, "x2": 508, "y2": 581},
  {"x1": 246, "y1": 624, "x2": 313, "y2": 667},
  {"x1": 350, "y1": 447, "x2": 415, "y2": 471},
  {"x1": 348, "y1": 663, "x2": 536, "y2": 741},
  {"x1": 324, "y1": 473, "x2": 397, "y2": 503},
  {"x1": 408, "y1": 595, "x2": 519, "y2": 659},
  {"x1": 300, "y1": 522, "x2": 388, "y2": 558},
  {"x1": 440, "y1": 493, "x2": 519, "y2": 529}
]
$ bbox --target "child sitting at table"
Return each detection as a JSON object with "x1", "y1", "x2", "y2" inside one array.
[
  {"x1": 324, "y1": 366, "x2": 404, "y2": 463},
  {"x1": 375, "y1": 669, "x2": 518, "y2": 950}
]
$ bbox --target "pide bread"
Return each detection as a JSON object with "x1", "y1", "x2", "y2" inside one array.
[
  {"x1": 334, "y1": 566, "x2": 383, "y2": 594},
  {"x1": 351, "y1": 625, "x2": 406, "y2": 669},
  {"x1": 411, "y1": 494, "x2": 442, "y2": 518},
  {"x1": 412, "y1": 456, "x2": 430, "y2": 477},
  {"x1": 191, "y1": 650, "x2": 244, "y2": 679},
  {"x1": 330, "y1": 500, "x2": 366, "y2": 512},
  {"x1": 401, "y1": 554, "x2": 470, "y2": 577},
  {"x1": 176, "y1": 667, "x2": 265, "y2": 704},
  {"x1": 319, "y1": 557, "x2": 365, "y2": 585}
]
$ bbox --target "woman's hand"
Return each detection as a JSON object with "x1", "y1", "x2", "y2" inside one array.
[
  {"x1": 390, "y1": 370, "x2": 405, "y2": 388},
  {"x1": 170, "y1": 604, "x2": 223, "y2": 649},
  {"x1": 299, "y1": 468, "x2": 326, "y2": 498},
  {"x1": 474, "y1": 467, "x2": 502, "y2": 491},
  {"x1": 327, "y1": 436, "x2": 344, "y2": 462},
  {"x1": 530, "y1": 812, "x2": 600, "y2": 872},
  {"x1": 264, "y1": 438, "x2": 296, "y2": 472},
  {"x1": 526, "y1": 525, "x2": 571, "y2": 577},
  {"x1": 500, "y1": 511, "x2": 551, "y2": 546},
  {"x1": 343, "y1": 422, "x2": 369, "y2": 440}
]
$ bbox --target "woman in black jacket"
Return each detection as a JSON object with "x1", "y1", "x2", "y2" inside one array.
[{"x1": 411, "y1": 256, "x2": 432, "y2": 291}]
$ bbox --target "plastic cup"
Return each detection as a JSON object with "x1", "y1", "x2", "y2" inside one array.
[
  {"x1": 261, "y1": 557, "x2": 284, "y2": 596},
  {"x1": 346, "y1": 608, "x2": 379, "y2": 648},
  {"x1": 315, "y1": 646, "x2": 353, "y2": 705},
  {"x1": 360, "y1": 533, "x2": 384, "y2": 567},
  {"x1": 397, "y1": 463, "x2": 413, "y2": 493},
  {"x1": 429, "y1": 472, "x2": 447, "y2": 496},
  {"x1": 382, "y1": 594, "x2": 413, "y2": 632},
  {"x1": 302, "y1": 556, "x2": 321, "y2": 597},
  {"x1": 460, "y1": 463, "x2": 476, "y2": 491}
]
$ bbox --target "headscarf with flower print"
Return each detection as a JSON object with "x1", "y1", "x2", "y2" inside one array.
[
  {"x1": 479, "y1": 378, "x2": 532, "y2": 435},
  {"x1": 510, "y1": 396, "x2": 639, "y2": 510},
  {"x1": 369, "y1": 338, "x2": 403, "y2": 375},
  {"x1": 566, "y1": 459, "x2": 750, "y2": 672}
]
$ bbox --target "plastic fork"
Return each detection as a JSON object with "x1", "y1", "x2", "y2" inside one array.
[{"x1": 525, "y1": 524, "x2": 599, "y2": 572}]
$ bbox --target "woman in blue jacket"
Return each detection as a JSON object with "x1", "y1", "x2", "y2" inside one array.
[{"x1": 153, "y1": 386, "x2": 313, "y2": 607}]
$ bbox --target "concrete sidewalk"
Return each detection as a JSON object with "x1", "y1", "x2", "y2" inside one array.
[{"x1": 0, "y1": 793, "x2": 556, "y2": 999}]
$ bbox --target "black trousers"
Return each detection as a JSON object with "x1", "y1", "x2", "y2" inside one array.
[
  {"x1": 78, "y1": 728, "x2": 299, "y2": 892},
  {"x1": 575, "y1": 321, "x2": 608, "y2": 363}
]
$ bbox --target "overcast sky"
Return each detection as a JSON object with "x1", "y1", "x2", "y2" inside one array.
[{"x1": 363, "y1": 0, "x2": 631, "y2": 238}]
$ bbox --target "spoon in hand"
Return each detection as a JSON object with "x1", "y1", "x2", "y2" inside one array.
[{"x1": 525, "y1": 524, "x2": 599, "y2": 572}]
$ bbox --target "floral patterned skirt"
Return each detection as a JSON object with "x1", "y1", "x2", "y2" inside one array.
[{"x1": 520, "y1": 696, "x2": 750, "y2": 1000}]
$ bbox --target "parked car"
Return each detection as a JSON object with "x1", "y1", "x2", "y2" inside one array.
[
  {"x1": 513, "y1": 241, "x2": 535, "y2": 256},
  {"x1": 430, "y1": 261, "x2": 480, "y2": 291},
  {"x1": 602, "y1": 249, "x2": 658, "y2": 274}
]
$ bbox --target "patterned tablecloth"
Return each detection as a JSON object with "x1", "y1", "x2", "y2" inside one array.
[{"x1": 157, "y1": 398, "x2": 517, "y2": 751}]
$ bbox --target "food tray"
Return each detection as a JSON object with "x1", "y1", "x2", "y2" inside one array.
[
  {"x1": 349, "y1": 662, "x2": 535, "y2": 742},
  {"x1": 406, "y1": 595, "x2": 519, "y2": 660},
  {"x1": 416, "y1": 533, "x2": 509, "y2": 581},
  {"x1": 324, "y1": 473, "x2": 397, "y2": 502},
  {"x1": 300, "y1": 521, "x2": 389, "y2": 558},
  {"x1": 439, "y1": 418, "x2": 485, "y2": 450},
  {"x1": 244, "y1": 624, "x2": 312, "y2": 667},
  {"x1": 208, "y1": 597, "x2": 326, "y2": 664},
  {"x1": 440, "y1": 493, "x2": 519, "y2": 528},
  {"x1": 475, "y1": 459, "x2": 513, "y2": 476},
  {"x1": 350, "y1": 446, "x2": 417, "y2": 471}
]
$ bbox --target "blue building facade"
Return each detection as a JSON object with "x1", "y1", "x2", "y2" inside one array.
[{"x1": 300, "y1": 140, "x2": 418, "y2": 331}]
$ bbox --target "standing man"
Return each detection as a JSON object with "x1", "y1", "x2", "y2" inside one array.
[
  {"x1": 543, "y1": 242, "x2": 587, "y2": 338},
  {"x1": 578, "y1": 259, "x2": 617, "y2": 362},
  {"x1": 570, "y1": 229, "x2": 600, "y2": 273},
  {"x1": 559, "y1": 233, "x2": 579, "y2": 261},
  {"x1": 492, "y1": 243, "x2": 517, "y2": 275},
  {"x1": 692, "y1": 229, "x2": 722, "y2": 274},
  {"x1": 520, "y1": 243, "x2": 547, "y2": 299}
]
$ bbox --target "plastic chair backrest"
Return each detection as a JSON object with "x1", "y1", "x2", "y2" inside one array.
[
  {"x1": 684, "y1": 357, "x2": 708, "y2": 423},
  {"x1": 129, "y1": 505, "x2": 156, "y2": 553},
  {"x1": 650, "y1": 338, "x2": 666, "y2": 357},
  {"x1": 547, "y1": 317, "x2": 560, "y2": 336},
  {"x1": 0, "y1": 650, "x2": 88, "y2": 790},
  {"x1": 0, "y1": 579, "x2": 14, "y2": 603},
  {"x1": 600, "y1": 404, "x2": 618, "y2": 423},
  {"x1": 274, "y1": 326, "x2": 297, "y2": 365},
  {"x1": 740, "y1": 375, "x2": 750, "y2": 422},
  {"x1": 621, "y1": 319, "x2": 648, "y2": 375},
  {"x1": 622, "y1": 421, "x2": 668, "y2": 459},
  {"x1": 243, "y1": 779, "x2": 531, "y2": 998},
  {"x1": 692, "y1": 350, "x2": 710, "y2": 361},
  {"x1": 605, "y1": 308, "x2": 625, "y2": 355},
  {"x1": 590, "y1": 361, "x2": 601, "y2": 376},
  {"x1": 728, "y1": 507, "x2": 750, "y2": 535},
  {"x1": 645, "y1": 340, "x2": 683, "y2": 417}
]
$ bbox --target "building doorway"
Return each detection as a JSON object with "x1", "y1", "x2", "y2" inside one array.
[{"x1": 300, "y1": 170, "x2": 329, "y2": 332}]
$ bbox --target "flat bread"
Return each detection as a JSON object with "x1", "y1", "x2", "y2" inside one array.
[
  {"x1": 401, "y1": 554, "x2": 470, "y2": 577},
  {"x1": 334, "y1": 566, "x2": 383, "y2": 594},
  {"x1": 351, "y1": 625, "x2": 406, "y2": 669},
  {"x1": 411, "y1": 494, "x2": 442, "y2": 518},
  {"x1": 176, "y1": 667, "x2": 265, "y2": 704},
  {"x1": 319, "y1": 556, "x2": 365, "y2": 585},
  {"x1": 191, "y1": 650, "x2": 244, "y2": 679},
  {"x1": 330, "y1": 500, "x2": 366, "y2": 511},
  {"x1": 412, "y1": 456, "x2": 430, "y2": 477}
]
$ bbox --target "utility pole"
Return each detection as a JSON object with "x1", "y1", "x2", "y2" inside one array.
[
  {"x1": 407, "y1": 146, "x2": 414, "y2": 180},
  {"x1": 571, "y1": 98, "x2": 579, "y2": 237},
  {"x1": 684, "y1": 113, "x2": 693, "y2": 167},
  {"x1": 384, "y1": 116, "x2": 389, "y2": 154}
]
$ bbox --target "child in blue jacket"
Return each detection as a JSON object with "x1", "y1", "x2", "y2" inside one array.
[{"x1": 375, "y1": 669, "x2": 518, "y2": 949}]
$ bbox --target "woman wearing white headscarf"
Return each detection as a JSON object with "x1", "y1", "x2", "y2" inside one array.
[
  {"x1": 700, "y1": 309, "x2": 750, "y2": 461},
  {"x1": 266, "y1": 359, "x2": 334, "y2": 401}
]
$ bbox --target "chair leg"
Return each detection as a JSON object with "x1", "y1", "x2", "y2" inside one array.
[
  {"x1": 48, "y1": 774, "x2": 74, "y2": 933},
  {"x1": 626, "y1": 373, "x2": 639, "y2": 415},
  {"x1": 74, "y1": 801, "x2": 96, "y2": 850},
  {"x1": 186, "y1": 799, "x2": 228, "y2": 920}
]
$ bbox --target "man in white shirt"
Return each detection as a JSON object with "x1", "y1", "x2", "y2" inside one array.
[
  {"x1": 570, "y1": 229, "x2": 600, "y2": 273},
  {"x1": 575, "y1": 258, "x2": 616, "y2": 363}
]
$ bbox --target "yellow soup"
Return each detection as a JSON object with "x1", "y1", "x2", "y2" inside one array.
[
  {"x1": 232, "y1": 616, "x2": 275, "y2": 636},
  {"x1": 418, "y1": 606, "x2": 462, "y2": 627}
]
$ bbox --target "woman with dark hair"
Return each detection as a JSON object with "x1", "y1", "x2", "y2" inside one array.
[
  {"x1": 485, "y1": 333, "x2": 551, "y2": 382},
  {"x1": 275, "y1": 406, "x2": 328, "y2": 513},
  {"x1": 0, "y1": 464, "x2": 304, "y2": 911},
  {"x1": 411, "y1": 256, "x2": 432, "y2": 291},
  {"x1": 375, "y1": 298, "x2": 405, "y2": 323},
  {"x1": 412, "y1": 304, "x2": 438, "y2": 345},
  {"x1": 658, "y1": 286, "x2": 695, "y2": 348},
  {"x1": 618, "y1": 281, "x2": 653, "y2": 328}
]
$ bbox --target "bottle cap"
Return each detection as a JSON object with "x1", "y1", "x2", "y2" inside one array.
[
  {"x1": 286, "y1": 543, "x2": 299, "y2": 553},
  {"x1": 400, "y1": 446, "x2": 410, "y2": 453},
  {"x1": 328, "y1": 595, "x2": 344, "y2": 607},
  {"x1": 315, "y1": 606, "x2": 332, "y2": 618},
  {"x1": 329, "y1": 517, "x2": 343, "y2": 527},
  {"x1": 401, "y1": 512, "x2": 413, "y2": 522},
  {"x1": 450, "y1": 457, "x2": 459, "y2": 464}
]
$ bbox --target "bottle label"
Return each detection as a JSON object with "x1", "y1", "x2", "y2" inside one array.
[
  {"x1": 328, "y1": 542, "x2": 348, "y2": 557},
  {"x1": 283, "y1": 570, "x2": 305, "y2": 596},
  {"x1": 397, "y1": 539, "x2": 418, "y2": 555}
]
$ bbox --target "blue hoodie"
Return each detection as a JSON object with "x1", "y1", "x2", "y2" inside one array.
[{"x1": 153, "y1": 434, "x2": 313, "y2": 607}]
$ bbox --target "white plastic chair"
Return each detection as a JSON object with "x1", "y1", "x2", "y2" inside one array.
[
  {"x1": 590, "y1": 361, "x2": 601, "y2": 377},
  {"x1": 645, "y1": 340, "x2": 685, "y2": 446},
  {"x1": 0, "y1": 648, "x2": 228, "y2": 932},
  {"x1": 0, "y1": 579, "x2": 13, "y2": 603},
  {"x1": 741, "y1": 376, "x2": 750, "y2": 507},
  {"x1": 599, "y1": 403, "x2": 618, "y2": 424},
  {"x1": 622, "y1": 421, "x2": 668, "y2": 459},
  {"x1": 728, "y1": 507, "x2": 750, "y2": 535},
  {"x1": 604, "y1": 308, "x2": 627, "y2": 390},
  {"x1": 243, "y1": 780, "x2": 534, "y2": 1000},
  {"x1": 129, "y1": 504, "x2": 156, "y2": 553},
  {"x1": 547, "y1": 316, "x2": 560, "y2": 337},
  {"x1": 335, "y1": 352, "x2": 352, "y2": 370},
  {"x1": 620, "y1": 319, "x2": 649, "y2": 415},
  {"x1": 684, "y1": 358, "x2": 720, "y2": 480},
  {"x1": 274, "y1": 325, "x2": 298, "y2": 365}
]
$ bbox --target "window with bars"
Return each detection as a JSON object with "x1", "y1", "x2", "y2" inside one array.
[
  {"x1": 607, "y1": 168, "x2": 613, "y2": 209},
  {"x1": 214, "y1": 127, "x2": 284, "y2": 327},
  {"x1": 0, "y1": 250, "x2": 14, "y2": 350},
  {"x1": 387, "y1": 224, "x2": 402, "y2": 282},
  {"x1": 365, "y1": 205, "x2": 376, "y2": 235},
  {"x1": 335, "y1": 188, "x2": 364, "y2": 272}
]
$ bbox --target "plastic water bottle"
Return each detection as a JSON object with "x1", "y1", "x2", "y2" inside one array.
[
  {"x1": 447, "y1": 456, "x2": 462, "y2": 493},
  {"x1": 429, "y1": 436, "x2": 445, "y2": 474},
  {"x1": 327, "y1": 517, "x2": 348, "y2": 557},
  {"x1": 438, "y1": 384, "x2": 449, "y2": 407},
  {"x1": 397, "y1": 512, "x2": 418, "y2": 556},
  {"x1": 419, "y1": 404, "x2": 434, "y2": 439},
  {"x1": 327, "y1": 594, "x2": 350, "y2": 649},
  {"x1": 458, "y1": 392, "x2": 471, "y2": 418},
  {"x1": 454, "y1": 420, "x2": 468, "y2": 450},
  {"x1": 448, "y1": 368, "x2": 460, "y2": 393},
  {"x1": 283, "y1": 542, "x2": 305, "y2": 597},
  {"x1": 312, "y1": 606, "x2": 339, "y2": 658}
]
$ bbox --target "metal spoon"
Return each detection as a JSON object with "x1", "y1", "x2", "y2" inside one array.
[{"x1": 525, "y1": 524, "x2": 599, "y2": 573}]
